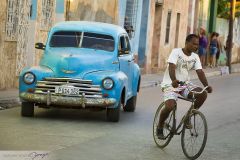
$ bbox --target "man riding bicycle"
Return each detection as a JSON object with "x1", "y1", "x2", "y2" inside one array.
[{"x1": 157, "y1": 34, "x2": 213, "y2": 139}]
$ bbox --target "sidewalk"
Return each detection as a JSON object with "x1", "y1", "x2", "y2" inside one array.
[
  {"x1": 1, "y1": 64, "x2": 240, "y2": 109},
  {"x1": 141, "y1": 63, "x2": 240, "y2": 88}
]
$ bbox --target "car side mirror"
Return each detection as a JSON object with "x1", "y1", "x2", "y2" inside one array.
[{"x1": 35, "y1": 43, "x2": 45, "y2": 50}]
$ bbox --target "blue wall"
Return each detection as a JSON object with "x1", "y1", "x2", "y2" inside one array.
[
  {"x1": 118, "y1": 0, "x2": 143, "y2": 65},
  {"x1": 30, "y1": 0, "x2": 37, "y2": 20},
  {"x1": 56, "y1": 0, "x2": 65, "y2": 14},
  {"x1": 138, "y1": 0, "x2": 149, "y2": 67},
  {"x1": 118, "y1": 0, "x2": 127, "y2": 27}
]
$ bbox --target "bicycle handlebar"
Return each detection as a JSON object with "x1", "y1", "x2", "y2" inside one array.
[
  {"x1": 191, "y1": 86, "x2": 209, "y2": 94},
  {"x1": 177, "y1": 81, "x2": 209, "y2": 94}
]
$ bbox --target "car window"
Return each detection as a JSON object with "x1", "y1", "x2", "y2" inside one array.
[
  {"x1": 81, "y1": 32, "x2": 115, "y2": 52},
  {"x1": 119, "y1": 36, "x2": 125, "y2": 51},
  {"x1": 50, "y1": 31, "x2": 82, "y2": 47},
  {"x1": 119, "y1": 35, "x2": 130, "y2": 55},
  {"x1": 125, "y1": 36, "x2": 131, "y2": 51}
]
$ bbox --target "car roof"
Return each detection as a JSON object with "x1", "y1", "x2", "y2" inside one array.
[{"x1": 51, "y1": 21, "x2": 127, "y2": 37}]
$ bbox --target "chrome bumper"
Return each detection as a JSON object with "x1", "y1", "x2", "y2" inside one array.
[{"x1": 20, "y1": 92, "x2": 116, "y2": 108}]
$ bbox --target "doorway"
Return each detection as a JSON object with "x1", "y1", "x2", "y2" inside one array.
[{"x1": 151, "y1": 4, "x2": 162, "y2": 70}]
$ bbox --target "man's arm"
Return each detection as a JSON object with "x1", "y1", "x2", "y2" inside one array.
[
  {"x1": 169, "y1": 63, "x2": 178, "y2": 88},
  {"x1": 196, "y1": 69, "x2": 212, "y2": 93}
]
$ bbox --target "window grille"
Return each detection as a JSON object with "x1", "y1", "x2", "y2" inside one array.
[
  {"x1": 124, "y1": 0, "x2": 138, "y2": 38},
  {"x1": 41, "y1": 0, "x2": 55, "y2": 30},
  {"x1": 5, "y1": 0, "x2": 19, "y2": 41},
  {"x1": 16, "y1": 0, "x2": 31, "y2": 75}
]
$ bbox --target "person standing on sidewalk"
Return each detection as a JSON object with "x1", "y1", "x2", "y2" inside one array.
[
  {"x1": 157, "y1": 34, "x2": 213, "y2": 139},
  {"x1": 208, "y1": 32, "x2": 219, "y2": 68},
  {"x1": 198, "y1": 27, "x2": 208, "y2": 68},
  {"x1": 215, "y1": 32, "x2": 223, "y2": 67}
]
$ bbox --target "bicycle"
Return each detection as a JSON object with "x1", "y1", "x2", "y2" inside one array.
[{"x1": 153, "y1": 83, "x2": 209, "y2": 160}]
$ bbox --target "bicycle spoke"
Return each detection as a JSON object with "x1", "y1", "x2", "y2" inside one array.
[
  {"x1": 153, "y1": 102, "x2": 174, "y2": 148},
  {"x1": 181, "y1": 110, "x2": 208, "y2": 159}
]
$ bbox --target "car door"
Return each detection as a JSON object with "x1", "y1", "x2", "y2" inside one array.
[{"x1": 118, "y1": 35, "x2": 134, "y2": 99}]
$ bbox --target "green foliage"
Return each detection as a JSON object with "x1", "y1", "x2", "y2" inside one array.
[{"x1": 217, "y1": 0, "x2": 240, "y2": 19}]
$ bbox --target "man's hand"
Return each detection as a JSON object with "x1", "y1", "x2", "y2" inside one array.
[
  {"x1": 206, "y1": 86, "x2": 213, "y2": 93},
  {"x1": 172, "y1": 80, "x2": 179, "y2": 88}
]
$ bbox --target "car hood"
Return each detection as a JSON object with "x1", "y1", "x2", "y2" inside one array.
[{"x1": 40, "y1": 48, "x2": 119, "y2": 78}]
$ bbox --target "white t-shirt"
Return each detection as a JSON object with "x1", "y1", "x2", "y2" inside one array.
[{"x1": 161, "y1": 48, "x2": 202, "y2": 85}]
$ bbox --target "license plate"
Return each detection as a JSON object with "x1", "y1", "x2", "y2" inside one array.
[{"x1": 55, "y1": 86, "x2": 79, "y2": 95}]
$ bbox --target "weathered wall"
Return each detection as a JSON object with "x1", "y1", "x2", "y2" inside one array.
[
  {"x1": 144, "y1": 0, "x2": 155, "y2": 73},
  {"x1": 69, "y1": 0, "x2": 118, "y2": 24},
  {"x1": 0, "y1": 1, "x2": 18, "y2": 89},
  {"x1": 0, "y1": 0, "x2": 59, "y2": 89},
  {"x1": 199, "y1": 0, "x2": 210, "y2": 30},
  {"x1": 35, "y1": 0, "x2": 49, "y2": 65},
  {"x1": 216, "y1": 17, "x2": 240, "y2": 63},
  {"x1": 156, "y1": 0, "x2": 190, "y2": 70}
]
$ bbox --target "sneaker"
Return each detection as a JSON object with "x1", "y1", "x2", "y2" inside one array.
[
  {"x1": 156, "y1": 128, "x2": 165, "y2": 140},
  {"x1": 185, "y1": 119, "x2": 192, "y2": 129}
]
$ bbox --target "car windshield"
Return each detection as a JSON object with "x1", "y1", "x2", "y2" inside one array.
[
  {"x1": 50, "y1": 31, "x2": 115, "y2": 52},
  {"x1": 81, "y1": 32, "x2": 114, "y2": 52},
  {"x1": 50, "y1": 31, "x2": 82, "y2": 47}
]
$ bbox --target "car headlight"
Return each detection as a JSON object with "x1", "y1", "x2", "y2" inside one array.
[
  {"x1": 102, "y1": 78, "x2": 114, "y2": 90},
  {"x1": 23, "y1": 72, "x2": 35, "y2": 84}
]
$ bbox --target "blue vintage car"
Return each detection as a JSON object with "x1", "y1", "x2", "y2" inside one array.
[{"x1": 19, "y1": 21, "x2": 141, "y2": 122}]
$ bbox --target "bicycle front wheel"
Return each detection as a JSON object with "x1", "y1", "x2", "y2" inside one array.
[
  {"x1": 153, "y1": 102, "x2": 174, "y2": 148},
  {"x1": 181, "y1": 110, "x2": 208, "y2": 160}
]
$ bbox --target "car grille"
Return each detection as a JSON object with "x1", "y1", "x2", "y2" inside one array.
[{"x1": 35, "y1": 77, "x2": 102, "y2": 98}]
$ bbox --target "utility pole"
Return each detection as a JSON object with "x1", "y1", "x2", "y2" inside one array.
[{"x1": 226, "y1": 0, "x2": 236, "y2": 73}]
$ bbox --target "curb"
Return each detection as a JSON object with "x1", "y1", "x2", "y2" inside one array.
[
  {"x1": 0, "y1": 98, "x2": 20, "y2": 110},
  {"x1": 140, "y1": 67, "x2": 240, "y2": 89}
]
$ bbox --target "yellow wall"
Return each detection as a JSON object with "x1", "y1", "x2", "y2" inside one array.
[
  {"x1": 69, "y1": 0, "x2": 118, "y2": 24},
  {"x1": 0, "y1": 1, "x2": 18, "y2": 89},
  {"x1": 158, "y1": 0, "x2": 190, "y2": 70}
]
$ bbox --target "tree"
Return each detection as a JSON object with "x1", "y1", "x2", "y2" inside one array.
[{"x1": 217, "y1": 0, "x2": 240, "y2": 18}]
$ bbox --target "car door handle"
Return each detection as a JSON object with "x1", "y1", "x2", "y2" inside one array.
[
  {"x1": 112, "y1": 61, "x2": 119, "y2": 64},
  {"x1": 128, "y1": 59, "x2": 134, "y2": 62}
]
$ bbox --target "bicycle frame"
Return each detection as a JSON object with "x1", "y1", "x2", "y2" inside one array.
[{"x1": 165, "y1": 90, "x2": 200, "y2": 137}]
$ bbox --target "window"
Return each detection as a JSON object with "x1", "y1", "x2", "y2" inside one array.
[
  {"x1": 5, "y1": 0, "x2": 19, "y2": 41},
  {"x1": 41, "y1": 0, "x2": 55, "y2": 30},
  {"x1": 175, "y1": 13, "x2": 180, "y2": 47},
  {"x1": 165, "y1": 11, "x2": 172, "y2": 44},
  {"x1": 118, "y1": 35, "x2": 130, "y2": 55},
  {"x1": 124, "y1": 0, "x2": 138, "y2": 38},
  {"x1": 125, "y1": 36, "x2": 131, "y2": 51},
  {"x1": 50, "y1": 31, "x2": 82, "y2": 47},
  {"x1": 50, "y1": 31, "x2": 115, "y2": 52},
  {"x1": 82, "y1": 33, "x2": 115, "y2": 52}
]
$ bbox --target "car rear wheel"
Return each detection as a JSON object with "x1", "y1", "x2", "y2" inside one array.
[
  {"x1": 123, "y1": 95, "x2": 137, "y2": 112},
  {"x1": 106, "y1": 101, "x2": 121, "y2": 122},
  {"x1": 21, "y1": 102, "x2": 34, "y2": 117}
]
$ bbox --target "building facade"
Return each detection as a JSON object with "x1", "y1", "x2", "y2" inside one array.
[
  {"x1": 1, "y1": 0, "x2": 239, "y2": 90},
  {"x1": 148, "y1": 0, "x2": 190, "y2": 73},
  {"x1": 0, "y1": 0, "x2": 65, "y2": 89}
]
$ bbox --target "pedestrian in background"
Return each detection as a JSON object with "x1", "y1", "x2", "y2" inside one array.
[
  {"x1": 215, "y1": 32, "x2": 222, "y2": 67},
  {"x1": 198, "y1": 27, "x2": 208, "y2": 68},
  {"x1": 208, "y1": 32, "x2": 218, "y2": 68}
]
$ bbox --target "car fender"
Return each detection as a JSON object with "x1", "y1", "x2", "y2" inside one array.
[
  {"x1": 132, "y1": 63, "x2": 141, "y2": 95},
  {"x1": 19, "y1": 66, "x2": 54, "y2": 93},
  {"x1": 83, "y1": 70, "x2": 128, "y2": 106}
]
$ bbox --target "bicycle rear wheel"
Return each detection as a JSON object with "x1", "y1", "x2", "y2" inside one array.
[
  {"x1": 153, "y1": 102, "x2": 174, "y2": 148},
  {"x1": 181, "y1": 110, "x2": 208, "y2": 160}
]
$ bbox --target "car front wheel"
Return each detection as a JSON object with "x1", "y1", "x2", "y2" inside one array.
[
  {"x1": 21, "y1": 102, "x2": 34, "y2": 117},
  {"x1": 123, "y1": 95, "x2": 137, "y2": 112},
  {"x1": 106, "y1": 101, "x2": 121, "y2": 122}
]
